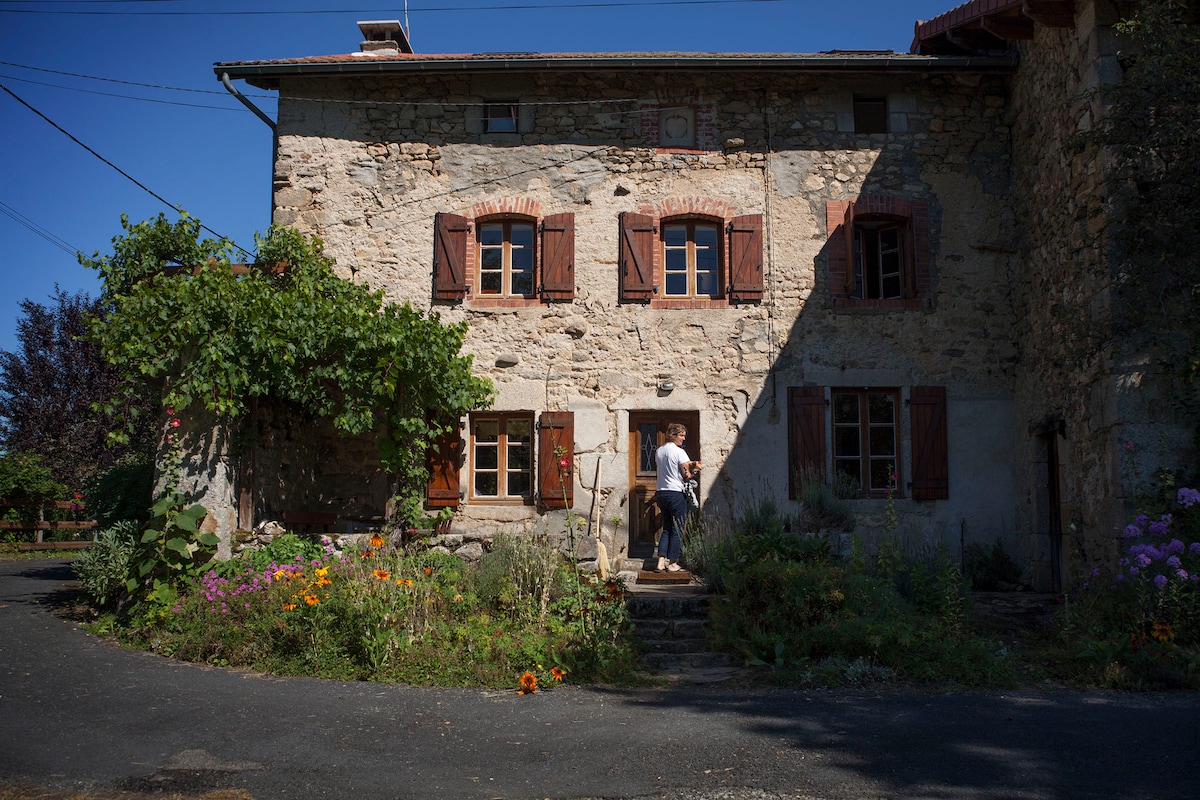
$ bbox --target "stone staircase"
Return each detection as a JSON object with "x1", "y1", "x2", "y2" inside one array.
[{"x1": 618, "y1": 557, "x2": 741, "y2": 684}]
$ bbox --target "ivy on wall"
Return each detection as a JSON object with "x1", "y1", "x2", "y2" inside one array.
[{"x1": 85, "y1": 212, "x2": 494, "y2": 521}]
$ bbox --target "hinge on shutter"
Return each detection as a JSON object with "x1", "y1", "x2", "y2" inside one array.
[{"x1": 727, "y1": 221, "x2": 734, "y2": 233}]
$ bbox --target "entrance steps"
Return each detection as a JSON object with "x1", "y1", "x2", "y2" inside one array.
[{"x1": 623, "y1": 570, "x2": 740, "y2": 683}]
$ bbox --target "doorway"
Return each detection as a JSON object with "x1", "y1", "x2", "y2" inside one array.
[{"x1": 627, "y1": 410, "x2": 700, "y2": 558}]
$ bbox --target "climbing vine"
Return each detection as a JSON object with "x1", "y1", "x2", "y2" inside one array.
[{"x1": 85, "y1": 212, "x2": 494, "y2": 521}]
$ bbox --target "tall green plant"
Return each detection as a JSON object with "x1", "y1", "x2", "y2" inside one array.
[{"x1": 84, "y1": 212, "x2": 494, "y2": 514}]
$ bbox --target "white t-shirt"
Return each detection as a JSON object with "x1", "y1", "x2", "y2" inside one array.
[{"x1": 656, "y1": 441, "x2": 690, "y2": 493}]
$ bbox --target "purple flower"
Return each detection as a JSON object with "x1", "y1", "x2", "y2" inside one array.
[
  {"x1": 1154, "y1": 574, "x2": 1168, "y2": 588},
  {"x1": 1136, "y1": 553, "x2": 1153, "y2": 568},
  {"x1": 1190, "y1": 543, "x2": 1200, "y2": 556},
  {"x1": 1129, "y1": 566, "x2": 1140, "y2": 576},
  {"x1": 1091, "y1": 568, "x2": 1101, "y2": 578},
  {"x1": 1166, "y1": 539, "x2": 1185, "y2": 555},
  {"x1": 1119, "y1": 557, "x2": 1130, "y2": 566},
  {"x1": 1177, "y1": 569, "x2": 1190, "y2": 581},
  {"x1": 1167, "y1": 555, "x2": 1182, "y2": 568},
  {"x1": 1115, "y1": 573, "x2": 1125, "y2": 583},
  {"x1": 1148, "y1": 520, "x2": 1169, "y2": 537},
  {"x1": 1178, "y1": 487, "x2": 1200, "y2": 508},
  {"x1": 1136, "y1": 514, "x2": 1150, "y2": 528},
  {"x1": 1123, "y1": 524, "x2": 1143, "y2": 539}
]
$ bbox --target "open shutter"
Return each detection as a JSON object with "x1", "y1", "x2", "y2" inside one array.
[
  {"x1": 787, "y1": 386, "x2": 827, "y2": 500},
  {"x1": 433, "y1": 212, "x2": 469, "y2": 301},
  {"x1": 540, "y1": 212, "x2": 575, "y2": 301},
  {"x1": 537, "y1": 411, "x2": 574, "y2": 509},
  {"x1": 900, "y1": 217, "x2": 916, "y2": 299},
  {"x1": 842, "y1": 200, "x2": 860, "y2": 297},
  {"x1": 426, "y1": 425, "x2": 462, "y2": 508},
  {"x1": 618, "y1": 212, "x2": 656, "y2": 303},
  {"x1": 727, "y1": 214, "x2": 764, "y2": 303},
  {"x1": 910, "y1": 386, "x2": 948, "y2": 500}
]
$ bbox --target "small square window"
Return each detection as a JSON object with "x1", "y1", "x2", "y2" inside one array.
[
  {"x1": 853, "y1": 95, "x2": 888, "y2": 134},
  {"x1": 485, "y1": 104, "x2": 517, "y2": 133}
]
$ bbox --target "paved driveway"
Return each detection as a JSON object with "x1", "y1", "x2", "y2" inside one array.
[{"x1": 2, "y1": 558, "x2": 1199, "y2": 800}]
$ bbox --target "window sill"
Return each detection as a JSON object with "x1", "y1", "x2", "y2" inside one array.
[
  {"x1": 467, "y1": 296, "x2": 543, "y2": 309},
  {"x1": 651, "y1": 297, "x2": 730, "y2": 310},
  {"x1": 830, "y1": 297, "x2": 931, "y2": 311}
]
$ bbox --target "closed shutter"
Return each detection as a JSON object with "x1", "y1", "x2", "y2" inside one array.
[
  {"x1": 537, "y1": 411, "x2": 574, "y2": 509},
  {"x1": 910, "y1": 386, "x2": 948, "y2": 500},
  {"x1": 433, "y1": 212, "x2": 469, "y2": 301},
  {"x1": 843, "y1": 201, "x2": 858, "y2": 297},
  {"x1": 618, "y1": 212, "x2": 656, "y2": 303},
  {"x1": 540, "y1": 212, "x2": 575, "y2": 301},
  {"x1": 727, "y1": 214, "x2": 764, "y2": 303},
  {"x1": 426, "y1": 426, "x2": 462, "y2": 508},
  {"x1": 788, "y1": 386, "x2": 826, "y2": 500}
]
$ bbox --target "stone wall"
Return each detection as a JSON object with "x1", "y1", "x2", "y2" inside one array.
[{"x1": 257, "y1": 64, "x2": 1022, "y2": 568}]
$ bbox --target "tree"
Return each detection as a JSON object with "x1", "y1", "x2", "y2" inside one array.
[
  {"x1": 0, "y1": 287, "x2": 156, "y2": 490},
  {"x1": 84, "y1": 212, "x2": 494, "y2": 524}
]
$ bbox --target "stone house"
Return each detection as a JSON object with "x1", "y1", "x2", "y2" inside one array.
[{"x1": 206, "y1": 0, "x2": 1194, "y2": 590}]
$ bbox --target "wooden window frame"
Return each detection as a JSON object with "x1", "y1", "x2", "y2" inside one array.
[
  {"x1": 661, "y1": 218, "x2": 723, "y2": 300},
  {"x1": 477, "y1": 218, "x2": 537, "y2": 299},
  {"x1": 826, "y1": 197, "x2": 931, "y2": 310},
  {"x1": 832, "y1": 388, "x2": 900, "y2": 498},
  {"x1": 469, "y1": 412, "x2": 535, "y2": 505}
]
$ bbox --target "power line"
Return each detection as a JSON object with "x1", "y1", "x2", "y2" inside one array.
[
  {"x1": 1, "y1": 0, "x2": 790, "y2": 16},
  {"x1": 0, "y1": 81, "x2": 253, "y2": 257},
  {"x1": 0, "y1": 60, "x2": 275, "y2": 99},
  {"x1": 0, "y1": 73, "x2": 254, "y2": 111},
  {"x1": 0, "y1": 200, "x2": 81, "y2": 256}
]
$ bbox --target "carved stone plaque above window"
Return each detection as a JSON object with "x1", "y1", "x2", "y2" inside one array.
[{"x1": 659, "y1": 106, "x2": 695, "y2": 147}]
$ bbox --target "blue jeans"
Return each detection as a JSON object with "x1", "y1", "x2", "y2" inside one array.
[{"x1": 656, "y1": 490, "x2": 689, "y2": 561}]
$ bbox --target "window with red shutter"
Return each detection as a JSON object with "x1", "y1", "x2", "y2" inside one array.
[
  {"x1": 787, "y1": 386, "x2": 827, "y2": 499},
  {"x1": 910, "y1": 386, "x2": 949, "y2": 501},
  {"x1": 539, "y1": 213, "x2": 575, "y2": 301},
  {"x1": 433, "y1": 212, "x2": 469, "y2": 301},
  {"x1": 426, "y1": 425, "x2": 463, "y2": 509},
  {"x1": 618, "y1": 212, "x2": 656, "y2": 303},
  {"x1": 727, "y1": 214, "x2": 764, "y2": 303},
  {"x1": 537, "y1": 411, "x2": 574, "y2": 509},
  {"x1": 826, "y1": 196, "x2": 931, "y2": 308}
]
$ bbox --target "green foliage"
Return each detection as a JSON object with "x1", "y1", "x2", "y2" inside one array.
[
  {"x1": 124, "y1": 488, "x2": 216, "y2": 616},
  {"x1": 84, "y1": 212, "x2": 494, "y2": 513},
  {"x1": 796, "y1": 466, "x2": 856, "y2": 532},
  {"x1": 84, "y1": 452, "x2": 154, "y2": 529},
  {"x1": 0, "y1": 451, "x2": 65, "y2": 517},
  {"x1": 221, "y1": 532, "x2": 326, "y2": 576},
  {"x1": 964, "y1": 537, "x2": 1023, "y2": 590},
  {"x1": 73, "y1": 521, "x2": 140, "y2": 608}
]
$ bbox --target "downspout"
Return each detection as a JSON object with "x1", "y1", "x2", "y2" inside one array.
[{"x1": 220, "y1": 72, "x2": 276, "y2": 130}]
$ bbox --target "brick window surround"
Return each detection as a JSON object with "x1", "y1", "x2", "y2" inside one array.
[
  {"x1": 618, "y1": 197, "x2": 763, "y2": 309},
  {"x1": 826, "y1": 196, "x2": 932, "y2": 310},
  {"x1": 433, "y1": 197, "x2": 574, "y2": 307}
]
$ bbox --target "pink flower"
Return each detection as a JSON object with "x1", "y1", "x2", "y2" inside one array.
[
  {"x1": 166, "y1": 407, "x2": 175, "y2": 416},
  {"x1": 559, "y1": 456, "x2": 569, "y2": 469},
  {"x1": 171, "y1": 418, "x2": 181, "y2": 428}
]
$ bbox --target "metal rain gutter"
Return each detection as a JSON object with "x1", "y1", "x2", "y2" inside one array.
[{"x1": 221, "y1": 71, "x2": 276, "y2": 130}]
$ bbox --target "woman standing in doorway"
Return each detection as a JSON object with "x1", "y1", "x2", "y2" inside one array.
[{"x1": 655, "y1": 422, "x2": 702, "y2": 572}]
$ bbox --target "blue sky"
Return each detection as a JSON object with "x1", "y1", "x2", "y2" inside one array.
[{"x1": 0, "y1": 0, "x2": 958, "y2": 353}]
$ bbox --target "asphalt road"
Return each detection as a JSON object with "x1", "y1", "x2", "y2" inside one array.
[{"x1": 2, "y1": 558, "x2": 1199, "y2": 800}]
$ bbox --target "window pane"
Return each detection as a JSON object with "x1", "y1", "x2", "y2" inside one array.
[
  {"x1": 510, "y1": 246, "x2": 534, "y2": 271},
  {"x1": 507, "y1": 418, "x2": 531, "y2": 441},
  {"x1": 479, "y1": 224, "x2": 503, "y2": 245},
  {"x1": 510, "y1": 272, "x2": 533, "y2": 295},
  {"x1": 869, "y1": 426, "x2": 895, "y2": 457},
  {"x1": 475, "y1": 444, "x2": 498, "y2": 470},
  {"x1": 694, "y1": 225, "x2": 718, "y2": 247},
  {"x1": 695, "y1": 272, "x2": 718, "y2": 296},
  {"x1": 475, "y1": 472, "x2": 499, "y2": 496},
  {"x1": 695, "y1": 247, "x2": 718, "y2": 272},
  {"x1": 475, "y1": 419, "x2": 499, "y2": 441},
  {"x1": 881, "y1": 275, "x2": 902, "y2": 298},
  {"x1": 507, "y1": 472, "x2": 531, "y2": 497},
  {"x1": 867, "y1": 393, "x2": 894, "y2": 423},
  {"x1": 663, "y1": 225, "x2": 687, "y2": 247},
  {"x1": 879, "y1": 227, "x2": 900, "y2": 251},
  {"x1": 665, "y1": 273, "x2": 688, "y2": 295},
  {"x1": 834, "y1": 426, "x2": 861, "y2": 457},
  {"x1": 481, "y1": 248, "x2": 503, "y2": 270},
  {"x1": 639, "y1": 424, "x2": 659, "y2": 472},
  {"x1": 508, "y1": 443, "x2": 531, "y2": 472},
  {"x1": 833, "y1": 393, "x2": 859, "y2": 424},
  {"x1": 480, "y1": 273, "x2": 502, "y2": 294},
  {"x1": 834, "y1": 460, "x2": 861, "y2": 491},
  {"x1": 869, "y1": 459, "x2": 895, "y2": 491},
  {"x1": 510, "y1": 223, "x2": 535, "y2": 247},
  {"x1": 665, "y1": 248, "x2": 687, "y2": 272}
]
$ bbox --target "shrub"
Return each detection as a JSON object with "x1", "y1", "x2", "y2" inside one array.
[
  {"x1": 964, "y1": 536, "x2": 1023, "y2": 591},
  {"x1": 85, "y1": 452, "x2": 154, "y2": 529},
  {"x1": 73, "y1": 521, "x2": 140, "y2": 608}
]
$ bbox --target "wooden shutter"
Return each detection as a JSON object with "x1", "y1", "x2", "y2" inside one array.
[
  {"x1": 842, "y1": 201, "x2": 858, "y2": 297},
  {"x1": 540, "y1": 212, "x2": 575, "y2": 301},
  {"x1": 537, "y1": 411, "x2": 574, "y2": 509},
  {"x1": 910, "y1": 386, "x2": 948, "y2": 501},
  {"x1": 787, "y1": 386, "x2": 826, "y2": 500},
  {"x1": 618, "y1": 212, "x2": 656, "y2": 303},
  {"x1": 900, "y1": 217, "x2": 916, "y2": 299},
  {"x1": 426, "y1": 426, "x2": 462, "y2": 508},
  {"x1": 727, "y1": 214, "x2": 764, "y2": 303},
  {"x1": 433, "y1": 212, "x2": 468, "y2": 301}
]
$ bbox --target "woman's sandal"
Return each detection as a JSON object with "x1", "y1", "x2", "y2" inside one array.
[{"x1": 666, "y1": 563, "x2": 683, "y2": 572}]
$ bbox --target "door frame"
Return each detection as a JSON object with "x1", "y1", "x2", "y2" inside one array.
[{"x1": 627, "y1": 410, "x2": 700, "y2": 558}]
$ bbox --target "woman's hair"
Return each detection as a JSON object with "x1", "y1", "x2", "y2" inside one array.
[{"x1": 667, "y1": 422, "x2": 688, "y2": 438}]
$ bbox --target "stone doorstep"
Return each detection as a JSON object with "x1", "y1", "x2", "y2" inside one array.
[{"x1": 635, "y1": 568, "x2": 694, "y2": 585}]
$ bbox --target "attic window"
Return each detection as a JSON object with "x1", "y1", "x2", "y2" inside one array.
[
  {"x1": 485, "y1": 104, "x2": 518, "y2": 133},
  {"x1": 853, "y1": 95, "x2": 888, "y2": 134}
]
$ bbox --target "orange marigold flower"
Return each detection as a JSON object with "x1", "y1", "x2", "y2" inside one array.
[
  {"x1": 282, "y1": 602, "x2": 297, "y2": 611},
  {"x1": 396, "y1": 578, "x2": 413, "y2": 587},
  {"x1": 1152, "y1": 620, "x2": 1175, "y2": 642},
  {"x1": 518, "y1": 671, "x2": 538, "y2": 694},
  {"x1": 362, "y1": 550, "x2": 375, "y2": 558},
  {"x1": 272, "y1": 569, "x2": 289, "y2": 581},
  {"x1": 317, "y1": 577, "x2": 332, "y2": 586},
  {"x1": 551, "y1": 667, "x2": 566, "y2": 682},
  {"x1": 314, "y1": 566, "x2": 329, "y2": 578},
  {"x1": 304, "y1": 594, "x2": 320, "y2": 606},
  {"x1": 423, "y1": 566, "x2": 433, "y2": 575},
  {"x1": 374, "y1": 569, "x2": 391, "y2": 580},
  {"x1": 369, "y1": 534, "x2": 386, "y2": 549}
]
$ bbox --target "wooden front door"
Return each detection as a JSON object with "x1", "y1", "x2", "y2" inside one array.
[{"x1": 628, "y1": 411, "x2": 700, "y2": 557}]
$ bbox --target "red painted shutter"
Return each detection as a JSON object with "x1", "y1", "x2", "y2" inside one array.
[
  {"x1": 433, "y1": 212, "x2": 468, "y2": 301},
  {"x1": 843, "y1": 201, "x2": 858, "y2": 297},
  {"x1": 618, "y1": 212, "x2": 656, "y2": 303},
  {"x1": 727, "y1": 214, "x2": 764, "y2": 303},
  {"x1": 426, "y1": 426, "x2": 462, "y2": 508},
  {"x1": 787, "y1": 386, "x2": 826, "y2": 500},
  {"x1": 540, "y1": 212, "x2": 575, "y2": 301},
  {"x1": 910, "y1": 386, "x2": 948, "y2": 500},
  {"x1": 537, "y1": 411, "x2": 574, "y2": 509}
]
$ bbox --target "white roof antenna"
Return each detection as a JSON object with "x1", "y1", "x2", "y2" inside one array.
[{"x1": 404, "y1": 0, "x2": 411, "y2": 47}]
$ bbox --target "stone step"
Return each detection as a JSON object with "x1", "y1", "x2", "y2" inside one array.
[
  {"x1": 639, "y1": 650, "x2": 734, "y2": 672},
  {"x1": 632, "y1": 617, "x2": 709, "y2": 640},
  {"x1": 639, "y1": 636, "x2": 712, "y2": 655},
  {"x1": 626, "y1": 592, "x2": 712, "y2": 619}
]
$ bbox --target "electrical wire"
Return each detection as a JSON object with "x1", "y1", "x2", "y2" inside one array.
[
  {"x1": 0, "y1": 81, "x2": 253, "y2": 257},
  {"x1": 0, "y1": 200, "x2": 81, "y2": 256},
  {"x1": 0, "y1": 73, "x2": 252, "y2": 111},
  {"x1": 0, "y1": 0, "x2": 791, "y2": 16},
  {"x1": 0, "y1": 60, "x2": 275, "y2": 98}
]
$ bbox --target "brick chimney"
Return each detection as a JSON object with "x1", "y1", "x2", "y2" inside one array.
[{"x1": 357, "y1": 20, "x2": 413, "y2": 54}]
